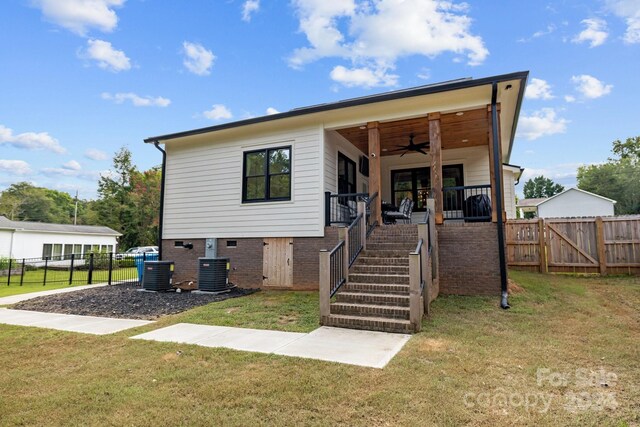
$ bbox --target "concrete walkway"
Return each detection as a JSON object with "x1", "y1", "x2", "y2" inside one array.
[
  {"x1": 0, "y1": 283, "x2": 111, "y2": 305},
  {"x1": 0, "y1": 308, "x2": 152, "y2": 335},
  {"x1": 132, "y1": 323, "x2": 411, "y2": 368}
]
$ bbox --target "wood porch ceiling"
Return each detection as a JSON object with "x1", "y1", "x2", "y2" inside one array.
[{"x1": 336, "y1": 107, "x2": 489, "y2": 156}]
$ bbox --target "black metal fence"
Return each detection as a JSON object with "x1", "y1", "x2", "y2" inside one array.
[
  {"x1": 0, "y1": 252, "x2": 156, "y2": 287},
  {"x1": 442, "y1": 184, "x2": 492, "y2": 221}
]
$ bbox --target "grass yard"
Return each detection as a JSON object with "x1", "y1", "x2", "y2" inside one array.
[
  {"x1": 0, "y1": 267, "x2": 138, "y2": 298},
  {"x1": 0, "y1": 271, "x2": 638, "y2": 426}
]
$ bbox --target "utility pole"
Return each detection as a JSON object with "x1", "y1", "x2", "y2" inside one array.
[{"x1": 74, "y1": 190, "x2": 78, "y2": 225}]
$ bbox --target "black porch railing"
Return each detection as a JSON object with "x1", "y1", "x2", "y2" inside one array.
[
  {"x1": 327, "y1": 241, "x2": 346, "y2": 297},
  {"x1": 347, "y1": 213, "x2": 363, "y2": 266},
  {"x1": 0, "y1": 252, "x2": 154, "y2": 288},
  {"x1": 442, "y1": 184, "x2": 492, "y2": 222},
  {"x1": 365, "y1": 192, "x2": 379, "y2": 236},
  {"x1": 325, "y1": 192, "x2": 369, "y2": 226}
]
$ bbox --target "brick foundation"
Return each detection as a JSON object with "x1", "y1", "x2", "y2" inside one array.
[
  {"x1": 161, "y1": 228, "x2": 339, "y2": 290},
  {"x1": 437, "y1": 222, "x2": 502, "y2": 296}
]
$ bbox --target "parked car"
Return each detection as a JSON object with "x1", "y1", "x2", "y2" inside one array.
[{"x1": 115, "y1": 246, "x2": 158, "y2": 260}]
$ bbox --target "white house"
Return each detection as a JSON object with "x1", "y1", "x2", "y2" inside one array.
[
  {"x1": 517, "y1": 188, "x2": 616, "y2": 218},
  {"x1": 0, "y1": 216, "x2": 121, "y2": 260}
]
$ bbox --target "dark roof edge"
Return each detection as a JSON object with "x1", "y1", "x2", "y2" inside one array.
[
  {"x1": 502, "y1": 162, "x2": 523, "y2": 169},
  {"x1": 144, "y1": 71, "x2": 530, "y2": 143},
  {"x1": 506, "y1": 71, "x2": 529, "y2": 161}
]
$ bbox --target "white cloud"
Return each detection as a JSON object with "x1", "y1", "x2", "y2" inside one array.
[
  {"x1": 101, "y1": 92, "x2": 171, "y2": 107},
  {"x1": 83, "y1": 39, "x2": 131, "y2": 72},
  {"x1": 31, "y1": 0, "x2": 124, "y2": 36},
  {"x1": 417, "y1": 68, "x2": 431, "y2": 80},
  {"x1": 182, "y1": 42, "x2": 215, "y2": 76},
  {"x1": 517, "y1": 108, "x2": 569, "y2": 140},
  {"x1": 330, "y1": 65, "x2": 398, "y2": 88},
  {"x1": 289, "y1": 0, "x2": 488, "y2": 87},
  {"x1": 203, "y1": 104, "x2": 232, "y2": 121},
  {"x1": 571, "y1": 74, "x2": 613, "y2": 99},
  {"x1": 525, "y1": 78, "x2": 554, "y2": 100},
  {"x1": 572, "y1": 18, "x2": 608, "y2": 47},
  {"x1": 0, "y1": 160, "x2": 32, "y2": 175},
  {"x1": 564, "y1": 95, "x2": 576, "y2": 103},
  {"x1": 62, "y1": 160, "x2": 82, "y2": 171},
  {"x1": 41, "y1": 162, "x2": 103, "y2": 181},
  {"x1": 266, "y1": 107, "x2": 279, "y2": 115},
  {"x1": 518, "y1": 163, "x2": 585, "y2": 190},
  {"x1": 0, "y1": 125, "x2": 66, "y2": 154},
  {"x1": 242, "y1": 0, "x2": 260, "y2": 22},
  {"x1": 607, "y1": 0, "x2": 640, "y2": 43},
  {"x1": 517, "y1": 24, "x2": 557, "y2": 42},
  {"x1": 84, "y1": 148, "x2": 108, "y2": 161}
]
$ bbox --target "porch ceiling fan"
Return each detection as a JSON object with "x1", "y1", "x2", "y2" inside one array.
[{"x1": 389, "y1": 134, "x2": 430, "y2": 156}]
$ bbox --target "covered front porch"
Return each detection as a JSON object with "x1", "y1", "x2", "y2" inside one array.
[{"x1": 324, "y1": 104, "x2": 507, "y2": 227}]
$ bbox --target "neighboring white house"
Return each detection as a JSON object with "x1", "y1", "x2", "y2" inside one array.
[
  {"x1": 517, "y1": 188, "x2": 616, "y2": 218},
  {"x1": 0, "y1": 216, "x2": 121, "y2": 260}
]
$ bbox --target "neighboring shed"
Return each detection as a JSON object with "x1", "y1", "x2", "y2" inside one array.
[
  {"x1": 517, "y1": 188, "x2": 616, "y2": 218},
  {"x1": 0, "y1": 216, "x2": 121, "y2": 260}
]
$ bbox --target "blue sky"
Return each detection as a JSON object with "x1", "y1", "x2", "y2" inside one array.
[{"x1": 0, "y1": 0, "x2": 638, "y2": 199}]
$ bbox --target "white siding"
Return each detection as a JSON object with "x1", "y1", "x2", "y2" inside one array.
[
  {"x1": 0, "y1": 231, "x2": 117, "y2": 260},
  {"x1": 538, "y1": 189, "x2": 615, "y2": 218},
  {"x1": 0, "y1": 230, "x2": 13, "y2": 258},
  {"x1": 323, "y1": 130, "x2": 369, "y2": 194},
  {"x1": 502, "y1": 169, "x2": 517, "y2": 219},
  {"x1": 163, "y1": 126, "x2": 324, "y2": 238}
]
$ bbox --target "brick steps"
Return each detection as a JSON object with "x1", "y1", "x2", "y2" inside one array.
[
  {"x1": 326, "y1": 224, "x2": 419, "y2": 334},
  {"x1": 343, "y1": 282, "x2": 410, "y2": 294},
  {"x1": 348, "y1": 273, "x2": 410, "y2": 285},
  {"x1": 358, "y1": 256, "x2": 409, "y2": 266},
  {"x1": 324, "y1": 314, "x2": 413, "y2": 334},
  {"x1": 331, "y1": 302, "x2": 410, "y2": 320},
  {"x1": 335, "y1": 291, "x2": 409, "y2": 307},
  {"x1": 351, "y1": 264, "x2": 409, "y2": 275}
]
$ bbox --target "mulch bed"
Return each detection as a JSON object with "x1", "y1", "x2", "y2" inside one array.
[{"x1": 13, "y1": 283, "x2": 259, "y2": 320}]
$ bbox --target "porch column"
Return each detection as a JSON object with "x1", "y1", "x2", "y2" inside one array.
[
  {"x1": 428, "y1": 113, "x2": 443, "y2": 224},
  {"x1": 367, "y1": 121, "x2": 383, "y2": 225}
]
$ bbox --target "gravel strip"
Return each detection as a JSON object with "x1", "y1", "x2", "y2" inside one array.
[{"x1": 13, "y1": 283, "x2": 259, "y2": 320}]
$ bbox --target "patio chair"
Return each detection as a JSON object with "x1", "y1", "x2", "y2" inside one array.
[{"x1": 385, "y1": 198, "x2": 414, "y2": 224}]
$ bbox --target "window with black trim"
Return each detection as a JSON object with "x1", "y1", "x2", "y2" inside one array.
[
  {"x1": 390, "y1": 165, "x2": 463, "y2": 211},
  {"x1": 338, "y1": 152, "x2": 356, "y2": 194},
  {"x1": 242, "y1": 146, "x2": 291, "y2": 202}
]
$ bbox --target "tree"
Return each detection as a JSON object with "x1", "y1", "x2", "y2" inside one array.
[
  {"x1": 0, "y1": 182, "x2": 75, "y2": 223},
  {"x1": 523, "y1": 175, "x2": 565, "y2": 199},
  {"x1": 578, "y1": 136, "x2": 640, "y2": 215},
  {"x1": 95, "y1": 147, "x2": 139, "y2": 249}
]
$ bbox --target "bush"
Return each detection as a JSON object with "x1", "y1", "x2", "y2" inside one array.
[{"x1": 0, "y1": 256, "x2": 17, "y2": 270}]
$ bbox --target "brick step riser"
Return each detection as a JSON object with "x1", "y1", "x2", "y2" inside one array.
[
  {"x1": 343, "y1": 283, "x2": 410, "y2": 295},
  {"x1": 331, "y1": 304, "x2": 410, "y2": 320},
  {"x1": 366, "y1": 244, "x2": 416, "y2": 252},
  {"x1": 360, "y1": 250, "x2": 413, "y2": 258},
  {"x1": 356, "y1": 257, "x2": 409, "y2": 266},
  {"x1": 335, "y1": 293, "x2": 410, "y2": 307},
  {"x1": 324, "y1": 316, "x2": 414, "y2": 334},
  {"x1": 351, "y1": 265, "x2": 410, "y2": 275},
  {"x1": 348, "y1": 274, "x2": 410, "y2": 285}
]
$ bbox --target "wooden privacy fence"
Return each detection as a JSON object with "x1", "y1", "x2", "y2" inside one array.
[{"x1": 506, "y1": 216, "x2": 640, "y2": 275}]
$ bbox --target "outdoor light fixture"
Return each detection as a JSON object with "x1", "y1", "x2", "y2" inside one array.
[{"x1": 456, "y1": 111, "x2": 464, "y2": 116}]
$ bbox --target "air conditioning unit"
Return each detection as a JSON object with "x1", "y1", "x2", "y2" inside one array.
[
  {"x1": 198, "y1": 257, "x2": 230, "y2": 293},
  {"x1": 142, "y1": 261, "x2": 174, "y2": 291}
]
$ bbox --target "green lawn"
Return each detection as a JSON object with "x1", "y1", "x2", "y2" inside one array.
[
  {"x1": 0, "y1": 272, "x2": 638, "y2": 426},
  {"x1": 0, "y1": 267, "x2": 138, "y2": 298}
]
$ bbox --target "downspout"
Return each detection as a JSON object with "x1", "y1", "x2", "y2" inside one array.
[
  {"x1": 491, "y1": 83, "x2": 510, "y2": 309},
  {"x1": 153, "y1": 141, "x2": 166, "y2": 261}
]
